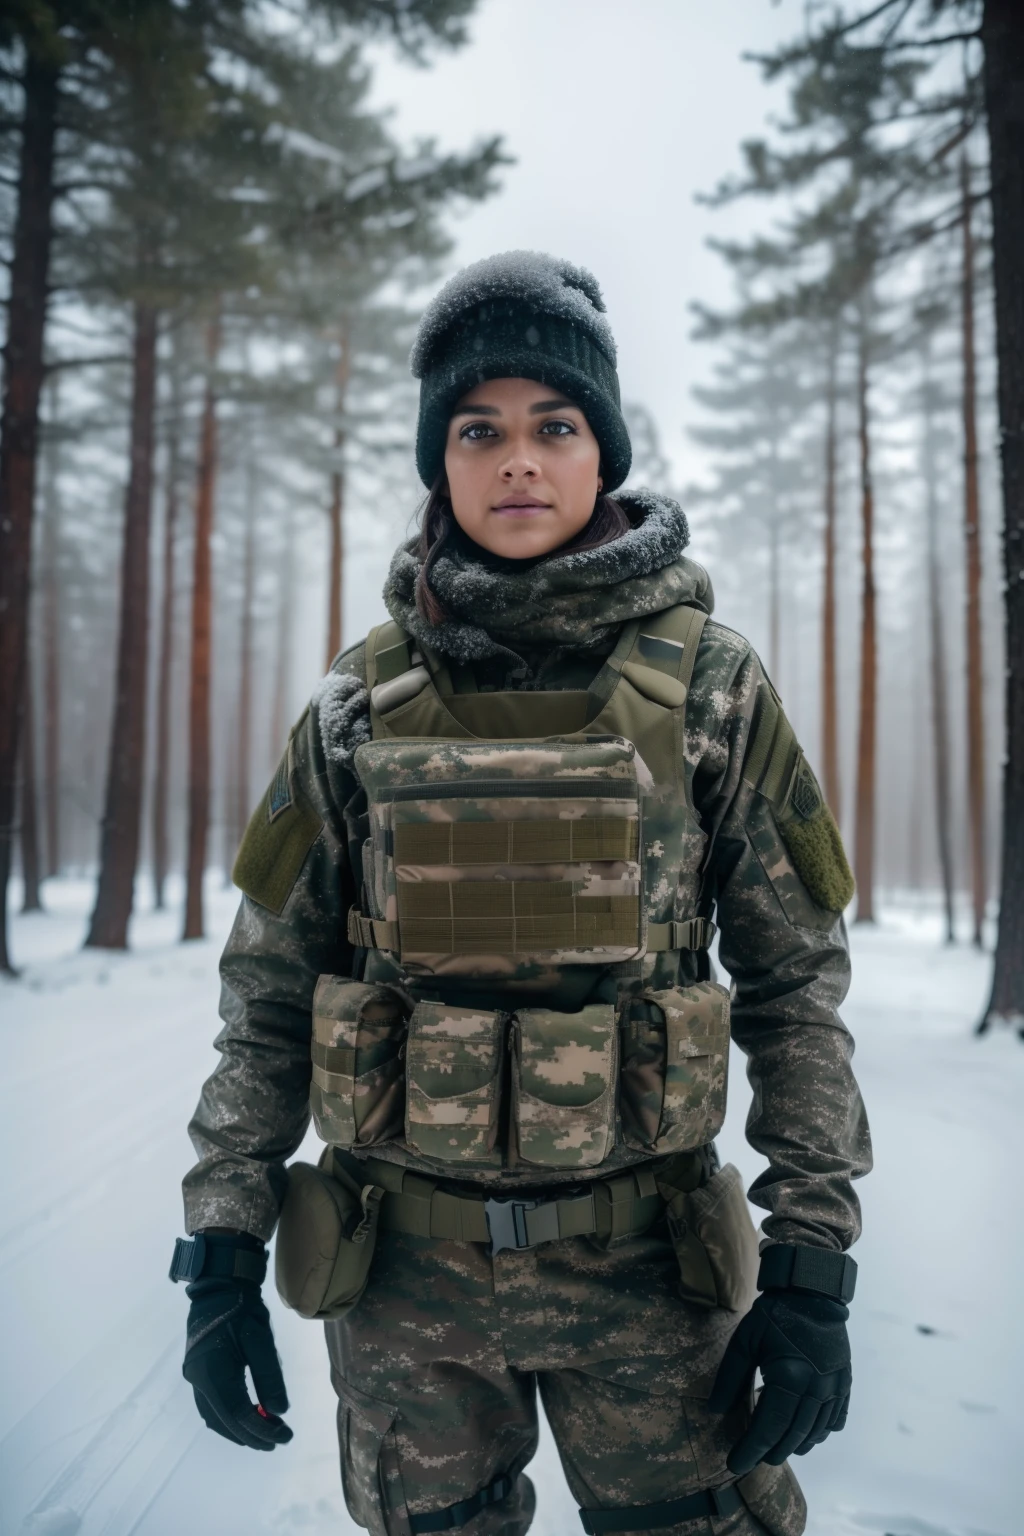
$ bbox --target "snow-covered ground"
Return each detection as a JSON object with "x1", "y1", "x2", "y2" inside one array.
[{"x1": 0, "y1": 879, "x2": 1019, "y2": 1536}]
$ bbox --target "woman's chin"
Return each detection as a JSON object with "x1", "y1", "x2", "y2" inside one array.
[{"x1": 466, "y1": 515, "x2": 586, "y2": 561}]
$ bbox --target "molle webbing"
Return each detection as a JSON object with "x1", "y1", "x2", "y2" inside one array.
[
  {"x1": 394, "y1": 817, "x2": 639, "y2": 866},
  {"x1": 348, "y1": 908, "x2": 716, "y2": 956},
  {"x1": 397, "y1": 882, "x2": 640, "y2": 954}
]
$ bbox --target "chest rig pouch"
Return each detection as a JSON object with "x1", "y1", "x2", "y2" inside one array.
[{"x1": 312, "y1": 603, "x2": 731, "y2": 1174}]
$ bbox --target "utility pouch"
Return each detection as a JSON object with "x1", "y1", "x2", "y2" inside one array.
[
  {"x1": 657, "y1": 1162, "x2": 759, "y2": 1312},
  {"x1": 620, "y1": 982, "x2": 731, "y2": 1155},
  {"x1": 310, "y1": 977, "x2": 408, "y2": 1149},
  {"x1": 274, "y1": 1155, "x2": 385, "y2": 1321},
  {"x1": 404, "y1": 1002, "x2": 505, "y2": 1165},
  {"x1": 735, "y1": 1461, "x2": 807, "y2": 1536},
  {"x1": 512, "y1": 1004, "x2": 618, "y2": 1170}
]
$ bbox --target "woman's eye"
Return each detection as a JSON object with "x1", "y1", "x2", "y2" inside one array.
[
  {"x1": 539, "y1": 419, "x2": 577, "y2": 436},
  {"x1": 459, "y1": 422, "x2": 498, "y2": 440}
]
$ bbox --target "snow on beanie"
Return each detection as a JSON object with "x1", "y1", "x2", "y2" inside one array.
[{"x1": 411, "y1": 250, "x2": 632, "y2": 492}]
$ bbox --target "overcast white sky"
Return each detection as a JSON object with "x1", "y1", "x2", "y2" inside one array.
[{"x1": 367, "y1": 0, "x2": 801, "y2": 484}]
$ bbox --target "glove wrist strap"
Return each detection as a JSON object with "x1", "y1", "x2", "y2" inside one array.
[
  {"x1": 169, "y1": 1233, "x2": 267, "y2": 1286},
  {"x1": 757, "y1": 1243, "x2": 857, "y2": 1303}
]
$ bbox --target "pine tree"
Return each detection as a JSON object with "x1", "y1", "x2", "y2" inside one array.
[
  {"x1": 978, "y1": 0, "x2": 1024, "y2": 1026},
  {"x1": 0, "y1": 11, "x2": 64, "y2": 969},
  {"x1": 752, "y1": 0, "x2": 1023, "y2": 1022},
  {"x1": 699, "y1": 26, "x2": 951, "y2": 920},
  {"x1": 689, "y1": 306, "x2": 822, "y2": 687}
]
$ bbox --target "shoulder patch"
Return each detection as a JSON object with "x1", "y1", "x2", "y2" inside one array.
[
  {"x1": 232, "y1": 750, "x2": 324, "y2": 915},
  {"x1": 774, "y1": 755, "x2": 854, "y2": 914}
]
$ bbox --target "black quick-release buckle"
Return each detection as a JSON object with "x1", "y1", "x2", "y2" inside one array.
[
  {"x1": 168, "y1": 1233, "x2": 268, "y2": 1286},
  {"x1": 169, "y1": 1234, "x2": 206, "y2": 1283},
  {"x1": 484, "y1": 1197, "x2": 539, "y2": 1256},
  {"x1": 578, "y1": 1482, "x2": 742, "y2": 1533},
  {"x1": 409, "y1": 1472, "x2": 515, "y2": 1533}
]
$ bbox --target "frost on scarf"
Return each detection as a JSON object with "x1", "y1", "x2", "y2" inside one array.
[
  {"x1": 410, "y1": 251, "x2": 617, "y2": 375},
  {"x1": 312, "y1": 669, "x2": 370, "y2": 769}
]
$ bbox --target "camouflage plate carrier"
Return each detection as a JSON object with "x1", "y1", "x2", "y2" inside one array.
[{"x1": 310, "y1": 603, "x2": 735, "y2": 1179}]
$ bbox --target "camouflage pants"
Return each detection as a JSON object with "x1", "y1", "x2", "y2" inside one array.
[{"x1": 324, "y1": 1213, "x2": 806, "y2": 1536}]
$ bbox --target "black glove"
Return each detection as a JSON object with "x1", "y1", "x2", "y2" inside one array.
[
  {"x1": 180, "y1": 1234, "x2": 293, "y2": 1452},
  {"x1": 708, "y1": 1291, "x2": 851, "y2": 1475}
]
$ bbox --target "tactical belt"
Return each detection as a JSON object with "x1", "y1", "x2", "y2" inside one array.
[
  {"x1": 347, "y1": 906, "x2": 716, "y2": 956},
  {"x1": 337, "y1": 1151, "x2": 674, "y2": 1256},
  {"x1": 409, "y1": 1471, "x2": 515, "y2": 1533},
  {"x1": 579, "y1": 1482, "x2": 742, "y2": 1533}
]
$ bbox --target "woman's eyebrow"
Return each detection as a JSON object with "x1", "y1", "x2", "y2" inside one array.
[
  {"x1": 452, "y1": 403, "x2": 500, "y2": 417},
  {"x1": 528, "y1": 397, "x2": 577, "y2": 414}
]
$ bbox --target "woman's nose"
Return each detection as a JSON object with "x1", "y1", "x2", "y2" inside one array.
[{"x1": 499, "y1": 438, "x2": 540, "y2": 479}]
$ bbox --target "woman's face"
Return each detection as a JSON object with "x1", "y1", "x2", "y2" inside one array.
[{"x1": 443, "y1": 376, "x2": 603, "y2": 560}]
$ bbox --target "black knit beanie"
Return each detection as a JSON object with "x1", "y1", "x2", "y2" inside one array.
[{"x1": 411, "y1": 250, "x2": 632, "y2": 492}]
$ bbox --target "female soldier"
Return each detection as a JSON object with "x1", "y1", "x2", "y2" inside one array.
[{"x1": 173, "y1": 252, "x2": 871, "y2": 1536}]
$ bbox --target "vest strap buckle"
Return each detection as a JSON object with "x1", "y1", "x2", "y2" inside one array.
[{"x1": 483, "y1": 1196, "x2": 539, "y2": 1255}]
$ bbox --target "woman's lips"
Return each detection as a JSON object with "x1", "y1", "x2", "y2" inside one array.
[{"x1": 491, "y1": 500, "x2": 551, "y2": 516}]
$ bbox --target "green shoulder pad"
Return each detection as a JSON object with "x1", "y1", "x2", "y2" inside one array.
[
  {"x1": 774, "y1": 754, "x2": 854, "y2": 914},
  {"x1": 232, "y1": 743, "x2": 323, "y2": 915}
]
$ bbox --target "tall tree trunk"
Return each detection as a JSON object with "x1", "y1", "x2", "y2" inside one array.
[
  {"x1": 960, "y1": 152, "x2": 988, "y2": 948},
  {"x1": 767, "y1": 517, "x2": 781, "y2": 684},
  {"x1": 19, "y1": 649, "x2": 42, "y2": 912},
  {"x1": 325, "y1": 467, "x2": 344, "y2": 669},
  {"x1": 853, "y1": 301, "x2": 877, "y2": 923},
  {"x1": 183, "y1": 313, "x2": 220, "y2": 942},
  {"x1": 821, "y1": 329, "x2": 841, "y2": 816},
  {"x1": 922, "y1": 359, "x2": 957, "y2": 945},
  {"x1": 151, "y1": 339, "x2": 182, "y2": 911},
  {"x1": 979, "y1": 1, "x2": 1024, "y2": 1028},
  {"x1": 234, "y1": 482, "x2": 256, "y2": 860},
  {"x1": 324, "y1": 323, "x2": 351, "y2": 670},
  {"x1": 270, "y1": 507, "x2": 296, "y2": 763},
  {"x1": 0, "y1": 52, "x2": 59, "y2": 973},
  {"x1": 41, "y1": 383, "x2": 61, "y2": 880},
  {"x1": 86, "y1": 303, "x2": 159, "y2": 949}
]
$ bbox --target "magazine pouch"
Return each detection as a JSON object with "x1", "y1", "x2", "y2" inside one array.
[
  {"x1": 512, "y1": 1004, "x2": 618, "y2": 1169},
  {"x1": 404, "y1": 1002, "x2": 505, "y2": 1165},
  {"x1": 620, "y1": 982, "x2": 730, "y2": 1155},
  {"x1": 310, "y1": 977, "x2": 407, "y2": 1149}
]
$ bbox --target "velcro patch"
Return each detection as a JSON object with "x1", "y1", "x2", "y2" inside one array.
[
  {"x1": 233, "y1": 752, "x2": 323, "y2": 914},
  {"x1": 776, "y1": 757, "x2": 854, "y2": 914}
]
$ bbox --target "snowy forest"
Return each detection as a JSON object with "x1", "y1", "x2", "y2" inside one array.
[{"x1": 1, "y1": 3, "x2": 1022, "y2": 1535}]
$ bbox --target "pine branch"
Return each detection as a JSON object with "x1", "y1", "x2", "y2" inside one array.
[
  {"x1": 44, "y1": 352, "x2": 132, "y2": 374},
  {"x1": 860, "y1": 30, "x2": 981, "y2": 52}
]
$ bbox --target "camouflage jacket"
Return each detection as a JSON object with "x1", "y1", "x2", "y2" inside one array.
[{"x1": 183, "y1": 493, "x2": 871, "y2": 1252}]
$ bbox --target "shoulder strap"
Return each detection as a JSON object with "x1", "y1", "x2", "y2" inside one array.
[
  {"x1": 364, "y1": 621, "x2": 412, "y2": 695},
  {"x1": 637, "y1": 603, "x2": 708, "y2": 692},
  {"x1": 588, "y1": 603, "x2": 709, "y2": 718},
  {"x1": 614, "y1": 604, "x2": 708, "y2": 711}
]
